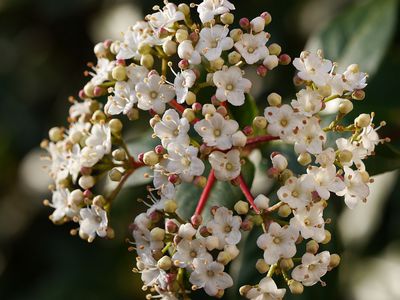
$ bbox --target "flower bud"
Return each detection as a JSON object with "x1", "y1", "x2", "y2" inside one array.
[
  {"x1": 251, "y1": 16, "x2": 265, "y2": 33},
  {"x1": 230, "y1": 28, "x2": 243, "y2": 42},
  {"x1": 257, "y1": 65, "x2": 268, "y2": 77},
  {"x1": 166, "y1": 219, "x2": 179, "y2": 233},
  {"x1": 360, "y1": 170, "x2": 370, "y2": 183},
  {"x1": 329, "y1": 254, "x2": 341, "y2": 269},
  {"x1": 232, "y1": 131, "x2": 247, "y2": 147},
  {"x1": 210, "y1": 58, "x2": 224, "y2": 70},
  {"x1": 164, "y1": 199, "x2": 178, "y2": 213},
  {"x1": 321, "y1": 229, "x2": 331, "y2": 244},
  {"x1": 217, "y1": 251, "x2": 231, "y2": 265},
  {"x1": 297, "y1": 152, "x2": 312, "y2": 166},
  {"x1": 352, "y1": 89, "x2": 365, "y2": 101},
  {"x1": 256, "y1": 259, "x2": 270, "y2": 273},
  {"x1": 178, "y1": 3, "x2": 190, "y2": 15},
  {"x1": 228, "y1": 51, "x2": 241, "y2": 65},
  {"x1": 268, "y1": 43, "x2": 282, "y2": 56},
  {"x1": 234, "y1": 200, "x2": 249, "y2": 215},
  {"x1": 280, "y1": 258, "x2": 294, "y2": 270},
  {"x1": 93, "y1": 195, "x2": 105, "y2": 207},
  {"x1": 239, "y1": 285, "x2": 252, "y2": 297},
  {"x1": 261, "y1": 11, "x2": 272, "y2": 25},
  {"x1": 109, "y1": 118, "x2": 123, "y2": 134},
  {"x1": 271, "y1": 153, "x2": 288, "y2": 171},
  {"x1": 267, "y1": 92, "x2": 282, "y2": 106},
  {"x1": 240, "y1": 218, "x2": 253, "y2": 231},
  {"x1": 140, "y1": 54, "x2": 154, "y2": 69},
  {"x1": 185, "y1": 91, "x2": 197, "y2": 105},
  {"x1": 263, "y1": 55, "x2": 279, "y2": 70},
  {"x1": 306, "y1": 240, "x2": 319, "y2": 254},
  {"x1": 239, "y1": 17, "x2": 250, "y2": 30},
  {"x1": 202, "y1": 104, "x2": 216, "y2": 116},
  {"x1": 278, "y1": 204, "x2": 292, "y2": 218},
  {"x1": 70, "y1": 189, "x2": 84, "y2": 203},
  {"x1": 127, "y1": 108, "x2": 139, "y2": 121},
  {"x1": 191, "y1": 214, "x2": 203, "y2": 228},
  {"x1": 224, "y1": 244, "x2": 240, "y2": 259},
  {"x1": 176, "y1": 29, "x2": 189, "y2": 43},
  {"x1": 182, "y1": 108, "x2": 196, "y2": 122},
  {"x1": 49, "y1": 127, "x2": 64, "y2": 142},
  {"x1": 355, "y1": 113, "x2": 371, "y2": 128},
  {"x1": 112, "y1": 149, "x2": 127, "y2": 161},
  {"x1": 84, "y1": 82, "x2": 95, "y2": 98},
  {"x1": 112, "y1": 65, "x2": 126, "y2": 81},
  {"x1": 92, "y1": 110, "x2": 106, "y2": 122},
  {"x1": 253, "y1": 116, "x2": 267, "y2": 129},
  {"x1": 254, "y1": 194, "x2": 270, "y2": 210},
  {"x1": 157, "y1": 256, "x2": 172, "y2": 270},
  {"x1": 339, "y1": 99, "x2": 353, "y2": 114},
  {"x1": 289, "y1": 280, "x2": 304, "y2": 294},
  {"x1": 79, "y1": 175, "x2": 95, "y2": 190},
  {"x1": 109, "y1": 168, "x2": 123, "y2": 182},
  {"x1": 279, "y1": 54, "x2": 291, "y2": 65},
  {"x1": 143, "y1": 151, "x2": 160, "y2": 166},
  {"x1": 338, "y1": 150, "x2": 353, "y2": 164},
  {"x1": 163, "y1": 40, "x2": 177, "y2": 56},
  {"x1": 150, "y1": 227, "x2": 165, "y2": 241},
  {"x1": 280, "y1": 169, "x2": 294, "y2": 183},
  {"x1": 138, "y1": 42, "x2": 151, "y2": 55},
  {"x1": 221, "y1": 12, "x2": 234, "y2": 25},
  {"x1": 94, "y1": 42, "x2": 107, "y2": 57},
  {"x1": 242, "y1": 126, "x2": 253, "y2": 136}
]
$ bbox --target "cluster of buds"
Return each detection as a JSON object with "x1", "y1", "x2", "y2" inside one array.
[{"x1": 41, "y1": 0, "x2": 389, "y2": 298}]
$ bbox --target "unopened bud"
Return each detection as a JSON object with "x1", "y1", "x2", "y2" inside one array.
[
  {"x1": 164, "y1": 199, "x2": 177, "y2": 213},
  {"x1": 329, "y1": 254, "x2": 341, "y2": 269},
  {"x1": 338, "y1": 150, "x2": 353, "y2": 164},
  {"x1": 109, "y1": 168, "x2": 123, "y2": 182},
  {"x1": 289, "y1": 280, "x2": 304, "y2": 294},
  {"x1": 202, "y1": 104, "x2": 216, "y2": 116},
  {"x1": 176, "y1": 29, "x2": 189, "y2": 43},
  {"x1": 205, "y1": 235, "x2": 219, "y2": 251},
  {"x1": 185, "y1": 91, "x2": 197, "y2": 105},
  {"x1": 321, "y1": 229, "x2": 331, "y2": 244},
  {"x1": 178, "y1": 3, "x2": 190, "y2": 15},
  {"x1": 355, "y1": 113, "x2": 371, "y2": 128},
  {"x1": 280, "y1": 258, "x2": 294, "y2": 270},
  {"x1": 93, "y1": 195, "x2": 105, "y2": 207},
  {"x1": 278, "y1": 204, "x2": 292, "y2": 218},
  {"x1": 84, "y1": 82, "x2": 95, "y2": 98},
  {"x1": 254, "y1": 194, "x2": 269, "y2": 210},
  {"x1": 112, "y1": 65, "x2": 126, "y2": 81},
  {"x1": 140, "y1": 54, "x2": 154, "y2": 69},
  {"x1": 251, "y1": 16, "x2": 265, "y2": 33},
  {"x1": 150, "y1": 227, "x2": 165, "y2": 241},
  {"x1": 217, "y1": 251, "x2": 231, "y2": 265},
  {"x1": 268, "y1": 43, "x2": 282, "y2": 56},
  {"x1": 257, "y1": 65, "x2": 268, "y2": 77},
  {"x1": 234, "y1": 200, "x2": 249, "y2": 215},
  {"x1": 261, "y1": 11, "x2": 272, "y2": 25},
  {"x1": 182, "y1": 108, "x2": 196, "y2": 122},
  {"x1": 271, "y1": 153, "x2": 288, "y2": 171},
  {"x1": 232, "y1": 131, "x2": 247, "y2": 147},
  {"x1": 49, "y1": 127, "x2": 64, "y2": 142},
  {"x1": 306, "y1": 240, "x2": 319, "y2": 254},
  {"x1": 228, "y1": 51, "x2": 241, "y2": 65},
  {"x1": 112, "y1": 149, "x2": 127, "y2": 161},
  {"x1": 253, "y1": 116, "x2": 267, "y2": 129},
  {"x1": 263, "y1": 55, "x2": 279, "y2": 70},
  {"x1": 352, "y1": 89, "x2": 365, "y2": 101},
  {"x1": 79, "y1": 175, "x2": 95, "y2": 190},
  {"x1": 267, "y1": 92, "x2": 282, "y2": 106},
  {"x1": 92, "y1": 110, "x2": 106, "y2": 122},
  {"x1": 157, "y1": 256, "x2": 172, "y2": 270},
  {"x1": 297, "y1": 152, "x2": 312, "y2": 166},
  {"x1": 221, "y1": 12, "x2": 234, "y2": 25},
  {"x1": 210, "y1": 57, "x2": 224, "y2": 70},
  {"x1": 279, "y1": 54, "x2": 291, "y2": 65},
  {"x1": 256, "y1": 259, "x2": 270, "y2": 273},
  {"x1": 230, "y1": 28, "x2": 243, "y2": 42},
  {"x1": 127, "y1": 108, "x2": 139, "y2": 120},
  {"x1": 163, "y1": 40, "x2": 177, "y2": 56},
  {"x1": 109, "y1": 118, "x2": 123, "y2": 134},
  {"x1": 239, "y1": 18, "x2": 250, "y2": 30},
  {"x1": 339, "y1": 99, "x2": 353, "y2": 114},
  {"x1": 143, "y1": 151, "x2": 160, "y2": 166}
]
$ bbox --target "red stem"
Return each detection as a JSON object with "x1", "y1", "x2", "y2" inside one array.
[
  {"x1": 194, "y1": 169, "x2": 216, "y2": 215},
  {"x1": 246, "y1": 135, "x2": 279, "y2": 146},
  {"x1": 238, "y1": 174, "x2": 260, "y2": 214}
]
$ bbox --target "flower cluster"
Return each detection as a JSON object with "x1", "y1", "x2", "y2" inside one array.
[{"x1": 41, "y1": 0, "x2": 389, "y2": 299}]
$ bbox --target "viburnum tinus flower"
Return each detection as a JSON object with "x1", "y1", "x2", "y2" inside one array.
[{"x1": 40, "y1": 0, "x2": 390, "y2": 299}]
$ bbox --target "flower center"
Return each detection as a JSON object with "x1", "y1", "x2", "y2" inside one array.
[
  {"x1": 308, "y1": 264, "x2": 316, "y2": 271},
  {"x1": 224, "y1": 225, "x2": 232, "y2": 233},
  {"x1": 210, "y1": 40, "x2": 218, "y2": 48},
  {"x1": 214, "y1": 129, "x2": 221, "y2": 137},
  {"x1": 181, "y1": 157, "x2": 191, "y2": 166},
  {"x1": 304, "y1": 218, "x2": 311, "y2": 226},
  {"x1": 247, "y1": 47, "x2": 255, "y2": 54},
  {"x1": 190, "y1": 251, "x2": 197, "y2": 258},
  {"x1": 207, "y1": 270, "x2": 215, "y2": 277},
  {"x1": 150, "y1": 91, "x2": 158, "y2": 99},
  {"x1": 273, "y1": 237, "x2": 281, "y2": 244},
  {"x1": 95, "y1": 216, "x2": 102, "y2": 223},
  {"x1": 226, "y1": 84, "x2": 234, "y2": 91},
  {"x1": 291, "y1": 190, "x2": 299, "y2": 197},
  {"x1": 280, "y1": 119, "x2": 288, "y2": 127},
  {"x1": 173, "y1": 129, "x2": 179, "y2": 136},
  {"x1": 225, "y1": 162, "x2": 233, "y2": 171}
]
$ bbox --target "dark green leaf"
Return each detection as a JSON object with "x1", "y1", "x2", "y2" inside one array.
[
  {"x1": 306, "y1": 0, "x2": 398, "y2": 75},
  {"x1": 229, "y1": 93, "x2": 259, "y2": 128},
  {"x1": 176, "y1": 159, "x2": 255, "y2": 221},
  {"x1": 365, "y1": 143, "x2": 400, "y2": 176}
]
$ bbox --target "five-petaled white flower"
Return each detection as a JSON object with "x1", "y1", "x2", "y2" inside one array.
[
  {"x1": 307, "y1": 165, "x2": 345, "y2": 200},
  {"x1": 207, "y1": 206, "x2": 242, "y2": 248},
  {"x1": 178, "y1": 40, "x2": 201, "y2": 65},
  {"x1": 234, "y1": 32, "x2": 269, "y2": 64},
  {"x1": 154, "y1": 109, "x2": 190, "y2": 148},
  {"x1": 196, "y1": 25, "x2": 233, "y2": 61},
  {"x1": 213, "y1": 66, "x2": 252, "y2": 106},
  {"x1": 293, "y1": 117, "x2": 326, "y2": 155},
  {"x1": 79, "y1": 205, "x2": 108, "y2": 242},
  {"x1": 209, "y1": 149, "x2": 241, "y2": 181},
  {"x1": 90, "y1": 58, "x2": 115, "y2": 86},
  {"x1": 194, "y1": 113, "x2": 239, "y2": 150},
  {"x1": 293, "y1": 51, "x2": 332, "y2": 86},
  {"x1": 336, "y1": 166, "x2": 369, "y2": 209},
  {"x1": 290, "y1": 202, "x2": 326, "y2": 242},
  {"x1": 174, "y1": 69, "x2": 196, "y2": 104},
  {"x1": 277, "y1": 175, "x2": 315, "y2": 209},
  {"x1": 291, "y1": 251, "x2": 331, "y2": 286},
  {"x1": 136, "y1": 73, "x2": 175, "y2": 114},
  {"x1": 197, "y1": 0, "x2": 235, "y2": 23},
  {"x1": 189, "y1": 257, "x2": 233, "y2": 296},
  {"x1": 291, "y1": 88, "x2": 323, "y2": 117},
  {"x1": 256, "y1": 222, "x2": 299, "y2": 265},
  {"x1": 49, "y1": 188, "x2": 80, "y2": 223},
  {"x1": 172, "y1": 238, "x2": 210, "y2": 268},
  {"x1": 105, "y1": 80, "x2": 137, "y2": 115}
]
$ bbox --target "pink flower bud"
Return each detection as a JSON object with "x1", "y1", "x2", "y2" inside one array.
[
  {"x1": 279, "y1": 54, "x2": 292, "y2": 65},
  {"x1": 257, "y1": 65, "x2": 268, "y2": 77},
  {"x1": 239, "y1": 18, "x2": 250, "y2": 30},
  {"x1": 154, "y1": 145, "x2": 165, "y2": 154},
  {"x1": 242, "y1": 126, "x2": 254, "y2": 136}
]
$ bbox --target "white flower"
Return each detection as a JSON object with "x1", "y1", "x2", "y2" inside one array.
[
  {"x1": 80, "y1": 146, "x2": 104, "y2": 168},
  {"x1": 291, "y1": 88, "x2": 323, "y2": 117},
  {"x1": 196, "y1": 25, "x2": 233, "y2": 61},
  {"x1": 105, "y1": 80, "x2": 137, "y2": 115},
  {"x1": 293, "y1": 51, "x2": 332, "y2": 86},
  {"x1": 213, "y1": 66, "x2": 252, "y2": 106},
  {"x1": 116, "y1": 27, "x2": 142, "y2": 60},
  {"x1": 154, "y1": 109, "x2": 190, "y2": 148},
  {"x1": 359, "y1": 118, "x2": 383, "y2": 155},
  {"x1": 79, "y1": 205, "x2": 108, "y2": 242},
  {"x1": 140, "y1": 253, "x2": 168, "y2": 289},
  {"x1": 209, "y1": 149, "x2": 241, "y2": 181},
  {"x1": 290, "y1": 202, "x2": 326, "y2": 242},
  {"x1": 307, "y1": 165, "x2": 345, "y2": 200},
  {"x1": 336, "y1": 166, "x2": 369, "y2": 209},
  {"x1": 172, "y1": 238, "x2": 210, "y2": 268},
  {"x1": 197, "y1": 0, "x2": 235, "y2": 23},
  {"x1": 207, "y1": 206, "x2": 242, "y2": 248},
  {"x1": 234, "y1": 32, "x2": 269, "y2": 64},
  {"x1": 194, "y1": 113, "x2": 239, "y2": 150},
  {"x1": 245, "y1": 277, "x2": 286, "y2": 300},
  {"x1": 293, "y1": 117, "x2": 326, "y2": 155},
  {"x1": 336, "y1": 138, "x2": 367, "y2": 169},
  {"x1": 49, "y1": 188, "x2": 80, "y2": 223},
  {"x1": 136, "y1": 73, "x2": 175, "y2": 114},
  {"x1": 147, "y1": 3, "x2": 185, "y2": 33},
  {"x1": 125, "y1": 64, "x2": 149, "y2": 83},
  {"x1": 178, "y1": 40, "x2": 201, "y2": 65},
  {"x1": 166, "y1": 144, "x2": 205, "y2": 182},
  {"x1": 342, "y1": 64, "x2": 367, "y2": 92},
  {"x1": 90, "y1": 58, "x2": 115, "y2": 86},
  {"x1": 69, "y1": 100, "x2": 91, "y2": 121},
  {"x1": 132, "y1": 213, "x2": 164, "y2": 257},
  {"x1": 291, "y1": 251, "x2": 331, "y2": 286},
  {"x1": 189, "y1": 257, "x2": 233, "y2": 296},
  {"x1": 256, "y1": 222, "x2": 299, "y2": 265},
  {"x1": 86, "y1": 123, "x2": 112, "y2": 156},
  {"x1": 277, "y1": 175, "x2": 315, "y2": 209},
  {"x1": 174, "y1": 69, "x2": 196, "y2": 103},
  {"x1": 264, "y1": 104, "x2": 303, "y2": 141},
  {"x1": 178, "y1": 223, "x2": 197, "y2": 240}
]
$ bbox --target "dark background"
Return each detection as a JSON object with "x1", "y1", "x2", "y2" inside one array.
[{"x1": 0, "y1": 0, "x2": 400, "y2": 299}]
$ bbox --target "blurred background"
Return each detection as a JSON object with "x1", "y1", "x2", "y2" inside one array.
[{"x1": 0, "y1": 0, "x2": 399, "y2": 299}]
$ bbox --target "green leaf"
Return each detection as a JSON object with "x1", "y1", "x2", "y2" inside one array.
[
  {"x1": 229, "y1": 93, "x2": 259, "y2": 128},
  {"x1": 306, "y1": 0, "x2": 398, "y2": 75},
  {"x1": 176, "y1": 159, "x2": 256, "y2": 221}
]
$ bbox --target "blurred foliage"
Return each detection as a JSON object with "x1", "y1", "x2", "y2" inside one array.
[{"x1": 0, "y1": 0, "x2": 399, "y2": 299}]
